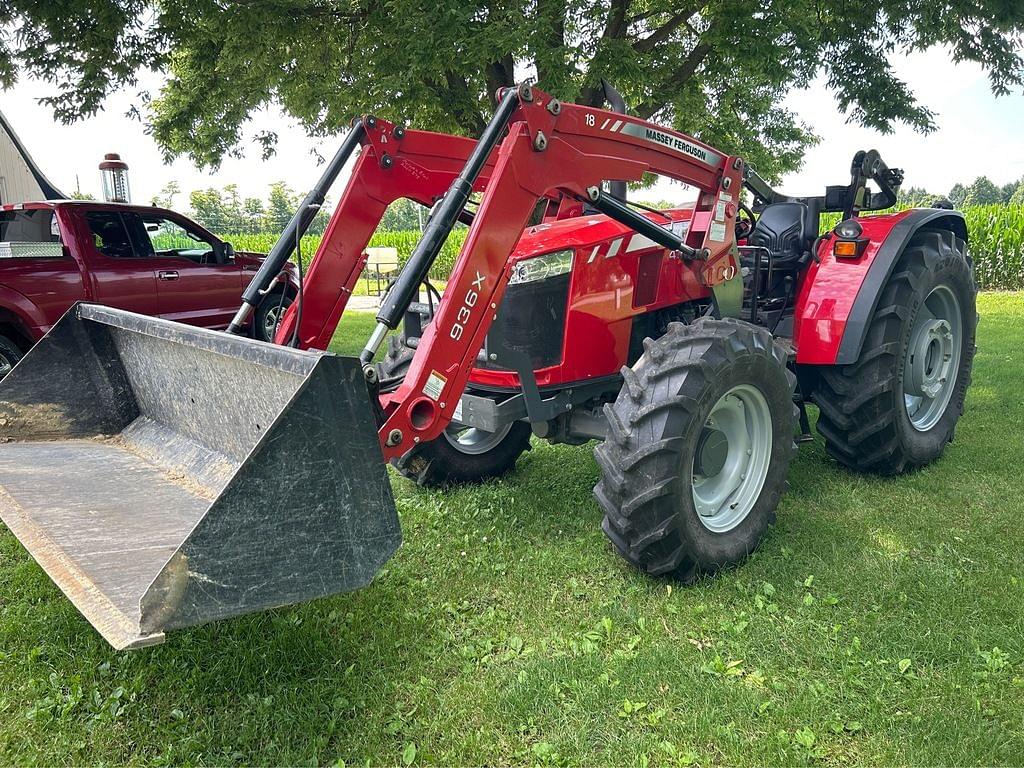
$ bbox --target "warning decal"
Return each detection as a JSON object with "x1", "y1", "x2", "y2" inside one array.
[{"x1": 423, "y1": 371, "x2": 447, "y2": 401}]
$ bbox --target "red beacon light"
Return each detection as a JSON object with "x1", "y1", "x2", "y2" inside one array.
[{"x1": 99, "y1": 153, "x2": 131, "y2": 203}]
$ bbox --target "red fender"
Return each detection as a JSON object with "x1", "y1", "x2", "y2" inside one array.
[
  {"x1": 793, "y1": 208, "x2": 968, "y2": 365},
  {"x1": 0, "y1": 283, "x2": 52, "y2": 342}
]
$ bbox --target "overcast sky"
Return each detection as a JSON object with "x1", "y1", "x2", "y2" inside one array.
[{"x1": 2, "y1": 45, "x2": 1022, "y2": 209}]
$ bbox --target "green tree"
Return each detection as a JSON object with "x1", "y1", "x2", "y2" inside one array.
[
  {"x1": 381, "y1": 199, "x2": 426, "y2": 231},
  {"x1": 149, "y1": 180, "x2": 180, "y2": 209},
  {"x1": 263, "y1": 182, "x2": 299, "y2": 232},
  {"x1": 898, "y1": 186, "x2": 934, "y2": 208},
  {"x1": 948, "y1": 183, "x2": 968, "y2": 207},
  {"x1": 963, "y1": 176, "x2": 1003, "y2": 206},
  {"x1": 4, "y1": 2, "x2": 1024, "y2": 181},
  {"x1": 1011, "y1": 185, "x2": 1024, "y2": 206},
  {"x1": 633, "y1": 199, "x2": 678, "y2": 210},
  {"x1": 220, "y1": 183, "x2": 245, "y2": 231},
  {"x1": 999, "y1": 178, "x2": 1022, "y2": 204},
  {"x1": 188, "y1": 188, "x2": 229, "y2": 231},
  {"x1": 306, "y1": 199, "x2": 333, "y2": 236},
  {"x1": 242, "y1": 197, "x2": 265, "y2": 234}
]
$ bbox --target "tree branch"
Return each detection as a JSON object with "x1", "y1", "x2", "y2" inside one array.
[
  {"x1": 632, "y1": 7, "x2": 699, "y2": 54},
  {"x1": 603, "y1": 0, "x2": 631, "y2": 40},
  {"x1": 634, "y1": 39, "x2": 713, "y2": 119}
]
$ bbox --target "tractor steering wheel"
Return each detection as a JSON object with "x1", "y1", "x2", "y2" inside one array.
[{"x1": 735, "y1": 201, "x2": 757, "y2": 242}]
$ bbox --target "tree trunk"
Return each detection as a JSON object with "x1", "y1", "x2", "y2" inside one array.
[
  {"x1": 485, "y1": 55, "x2": 516, "y2": 109},
  {"x1": 576, "y1": 0, "x2": 631, "y2": 108},
  {"x1": 425, "y1": 72, "x2": 488, "y2": 137}
]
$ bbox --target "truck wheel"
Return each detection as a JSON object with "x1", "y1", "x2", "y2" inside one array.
[
  {"x1": 814, "y1": 230, "x2": 977, "y2": 474},
  {"x1": 378, "y1": 336, "x2": 532, "y2": 487},
  {"x1": 254, "y1": 290, "x2": 294, "y2": 343},
  {"x1": 594, "y1": 318, "x2": 798, "y2": 579},
  {"x1": 0, "y1": 334, "x2": 23, "y2": 380}
]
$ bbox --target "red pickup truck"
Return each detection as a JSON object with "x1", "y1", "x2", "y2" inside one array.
[{"x1": 0, "y1": 200, "x2": 297, "y2": 374}]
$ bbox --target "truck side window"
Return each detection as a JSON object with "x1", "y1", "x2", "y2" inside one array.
[
  {"x1": 85, "y1": 212, "x2": 136, "y2": 259},
  {"x1": 140, "y1": 216, "x2": 216, "y2": 264},
  {"x1": 0, "y1": 209, "x2": 61, "y2": 243}
]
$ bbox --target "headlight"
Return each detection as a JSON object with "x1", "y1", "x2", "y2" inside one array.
[
  {"x1": 508, "y1": 249, "x2": 574, "y2": 285},
  {"x1": 833, "y1": 218, "x2": 863, "y2": 239}
]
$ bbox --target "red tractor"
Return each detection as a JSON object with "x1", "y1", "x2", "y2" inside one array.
[{"x1": 0, "y1": 84, "x2": 976, "y2": 648}]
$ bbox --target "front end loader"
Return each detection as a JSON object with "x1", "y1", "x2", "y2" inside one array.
[{"x1": 0, "y1": 84, "x2": 977, "y2": 648}]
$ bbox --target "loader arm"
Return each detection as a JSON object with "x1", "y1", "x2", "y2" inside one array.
[
  {"x1": 273, "y1": 121, "x2": 496, "y2": 350},
  {"x1": 375, "y1": 86, "x2": 745, "y2": 460}
]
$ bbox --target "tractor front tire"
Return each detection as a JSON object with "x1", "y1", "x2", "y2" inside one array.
[
  {"x1": 814, "y1": 229, "x2": 977, "y2": 474},
  {"x1": 378, "y1": 336, "x2": 532, "y2": 487},
  {"x1": 595, "y1": 318, "x2": 798, "y2": 580},
  {"x1": 253, "y1": 289, "x2": 294, "y2": 343}
]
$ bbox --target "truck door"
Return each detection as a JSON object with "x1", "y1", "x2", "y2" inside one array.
[
  {"x1": 80, "y1": 209, "x2": 161, "y2": 316},
  {"x1": 127, "y1": 212, "x2": 244, "y2": 329}
]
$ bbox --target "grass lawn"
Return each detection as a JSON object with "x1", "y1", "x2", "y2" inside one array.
[{"x1": 1, "y1": 294, "x2": 1022, "y2": 766}]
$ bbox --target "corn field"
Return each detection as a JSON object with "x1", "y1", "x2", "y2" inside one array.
[
  {"x1": 220, "y1": 204, "x2": 1023, "y2": 289},
  {"x1": 962, "y1": 205, "x2": 1024, "y2": 290},
  {"x1": 227, "y1": 230, "x2": 467, "y2": 282}
]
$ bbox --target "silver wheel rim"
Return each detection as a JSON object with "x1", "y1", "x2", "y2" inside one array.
[
  {"x1": 691, "y1": 384, "x2": 773, "y2": 533},
  {"x1": 442, "y1": 422, "x2": 514, "y2": 455},
  {"x1": 904, "y1": 284, "x2": 961, "y2": 432},
  {"x1": 0, "y1": 354, "x2": 13, "y2": 378},
  {"x1": 263, "y1": 304, "x2": 284, "y2": 340}
]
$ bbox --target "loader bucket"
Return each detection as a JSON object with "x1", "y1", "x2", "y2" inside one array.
[{"x1": 0, "y1": 304, "x2": 400, "y2": 649}]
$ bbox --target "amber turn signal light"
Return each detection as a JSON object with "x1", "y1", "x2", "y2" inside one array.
[{"x1": 833, "y1": 240, "x2": 861, "y2": 258}]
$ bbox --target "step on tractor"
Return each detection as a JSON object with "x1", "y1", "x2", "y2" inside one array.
[{"x1": 0, "y1": 84, "x2": 976, "y2": 649}]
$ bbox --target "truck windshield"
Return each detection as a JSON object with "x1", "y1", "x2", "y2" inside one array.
[{"x1": 0, "y1": 210, "x2": 60, "y2": 243}]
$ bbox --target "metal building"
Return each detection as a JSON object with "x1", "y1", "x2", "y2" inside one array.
[{"x1": 0, "y1": 110, "x2": 64, "y2": 204}]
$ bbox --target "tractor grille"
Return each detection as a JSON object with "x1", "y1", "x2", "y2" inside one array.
[{"x1": 482, "y1": 273, "x2": 570, "y2": 371}]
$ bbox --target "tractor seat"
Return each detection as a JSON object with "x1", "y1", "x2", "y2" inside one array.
[{"x1": 746, "y1": 202, "x2": 812, "y2": 269}]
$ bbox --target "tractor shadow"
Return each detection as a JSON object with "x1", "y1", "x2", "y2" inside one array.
[{"x1": 395, "y1": 437, "x2": 606, "y2": 544}]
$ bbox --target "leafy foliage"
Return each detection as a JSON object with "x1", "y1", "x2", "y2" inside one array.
[
  {"x1": 897, "y1": 186, "x2": 943, "y2": 208},
  {"x1": 149, "y1": 181, "x2": 180, "y2": 209},
  {"x1": 4, "y1": 1, "x2": 1024, "y2": 180},
  {"x1": 913, "y1": 176, "x2": 1023, "y2": 208},
  {"x1": 962, "y1": 176, "x2": 1005, "y2": 206},
  {"x1": 186, "y1": 181, "x2": 330, "y2": 234},
  {"x1": 381, "y1": 199, "x2": 427, "y2": 232}
]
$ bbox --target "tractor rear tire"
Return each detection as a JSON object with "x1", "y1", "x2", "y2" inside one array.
[
  {"x1": 814, "y1": 229, "x2": 977, "y2": 474},
  {"x1": 378, "y1": 336, "x2": 532, "y2": 487},
  {"x1": 594, "y1": 318, "x2": 798, "y2": 580}
]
